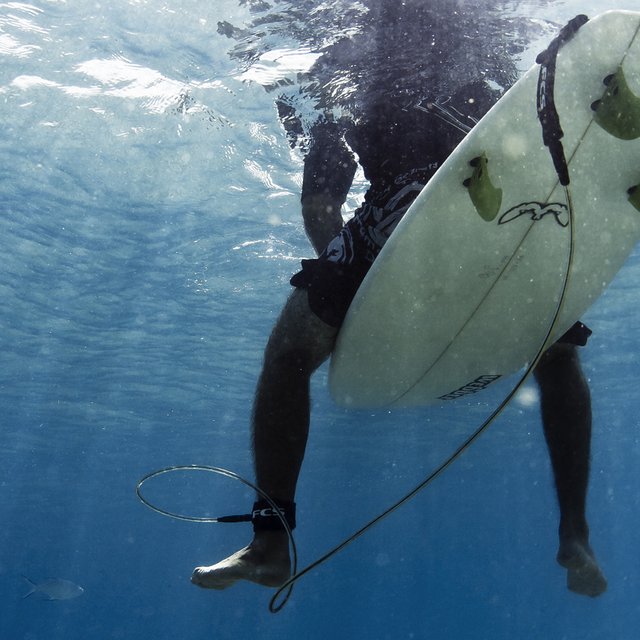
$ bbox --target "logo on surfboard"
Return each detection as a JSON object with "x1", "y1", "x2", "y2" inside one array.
[
  {"x1": 498, "y1": 201, "x2": 569, "y2": 227},
  {"x1": 438, "y1": 374, "x2": 502, "y2": 401}
]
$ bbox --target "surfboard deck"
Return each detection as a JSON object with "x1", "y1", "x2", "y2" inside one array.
[{"x1": 329, "y1": 11, "x2": 640, "y2": 408}]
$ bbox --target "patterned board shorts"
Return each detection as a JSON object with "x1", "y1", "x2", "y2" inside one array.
[{"x1": 290, "y1": 180, "x2": 423, "y2": 327}]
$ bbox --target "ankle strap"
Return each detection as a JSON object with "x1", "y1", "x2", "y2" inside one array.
[{"x1": 252, "y1": 500, "x2": 296, "y2": 532}]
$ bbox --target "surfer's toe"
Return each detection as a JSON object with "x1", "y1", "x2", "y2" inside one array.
[{"x1": 191, "y1": 561, "x2": 240, "y2": 590}]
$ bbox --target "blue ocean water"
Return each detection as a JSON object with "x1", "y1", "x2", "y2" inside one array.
[{"x1": 2, "y1": 1, "x2": 640, "y2": 638}]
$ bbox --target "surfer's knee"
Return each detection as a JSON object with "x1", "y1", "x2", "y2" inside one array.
[
  {"x1": 264, "y1": 289, "x2": 337, "y2": 372},
  {"x1": 534, "y1": 343, "x2": 579, "y2": 385},
  {"x1": 268, "y1": 346, "x2": 319, "y2": 377},
  {"x1": 264, "y1": 320, "x2": 328, "y2": 376}
]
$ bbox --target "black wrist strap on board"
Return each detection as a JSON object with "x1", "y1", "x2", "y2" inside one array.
[
  {"x1": 252, "y1": 500, "x2": 297, "y2": 532},
  {"x1": 536, "y1": 14, "x2": 589, "y2": 186}
]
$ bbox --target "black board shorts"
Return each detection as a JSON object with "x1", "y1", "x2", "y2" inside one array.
[
  {"x1": 290, "y1": 257, "x2": 366, "y2": 328},
  {"x1": 557, "y1": 321, "x2": 592, "y2": 346}
]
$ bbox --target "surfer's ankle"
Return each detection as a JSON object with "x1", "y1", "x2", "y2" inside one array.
[
  {"x1": 250, "y1": 530, "x2": 290, "y2": 561},
  {"x1": 556, "y1": 535, "x2": 593, "y2": 568}
]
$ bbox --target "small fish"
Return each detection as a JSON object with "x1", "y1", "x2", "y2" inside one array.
[{"x1": 22, "y1": 576, "x2": 84, "y2": 601}]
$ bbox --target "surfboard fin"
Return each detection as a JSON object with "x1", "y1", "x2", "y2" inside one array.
[
  {"x1": 627, "y1": 184, "x2": 640, "y2": 212},
  {"x1": 592, "y1": 67, "x2": 640, "y2": 140},
  {"x1": 463, "y1": 154, "x2": 502, "y2": 222}
]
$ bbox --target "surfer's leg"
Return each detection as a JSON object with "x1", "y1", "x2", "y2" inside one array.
[
  {"x1": 302, "y1": 193, "x2": 347, "y2": 255},
  {"x1": 534, "y1": 343, "x2": 607, "y2": 597},
  {"x1": 192, "y1": 288, "x2": 338, "y2": 589},
  {"x1": 253, "y1": 286, "x2": 338, "y2": 500}
]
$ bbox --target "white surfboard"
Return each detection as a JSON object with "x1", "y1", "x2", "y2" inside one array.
[{"x1": 330, "y1": 11, "x2": 640, "y2": 408}]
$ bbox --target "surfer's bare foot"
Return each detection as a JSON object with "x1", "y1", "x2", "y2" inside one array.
[
  {"x1": 557, "y1": 539, "x2": 607, "y2": 597},
  {"x1": 191, "y1": 531, "x2": 290, "y2": 590}
]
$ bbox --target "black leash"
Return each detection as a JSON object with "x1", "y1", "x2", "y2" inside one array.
[{"x1": 536, "y1": 14, "x2": 589, "y2": 186}]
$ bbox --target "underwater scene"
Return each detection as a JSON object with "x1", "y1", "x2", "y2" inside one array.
[{"x1": 2, "y1": 0, "x2": 640, "y2": 638}]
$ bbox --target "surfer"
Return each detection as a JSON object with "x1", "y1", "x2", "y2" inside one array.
[{"x1": 192, "y1": 0, "x2": 607, "y2": 597}]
